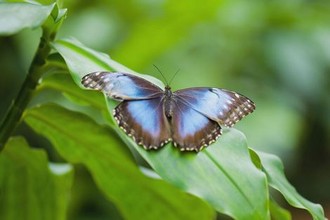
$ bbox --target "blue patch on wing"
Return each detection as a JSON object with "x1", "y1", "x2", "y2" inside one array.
[
  {"x1": 113, "y1": 98, "x2": 171, "y2": 149},
  {"x1": 175, "y1": 106, "x2": 209, "y2": 137},
  {"x1": 171, "y1": 99, "x2": 222, "y2": 151},
  {"x1": 126, "y1": 100, "x2": 162, "y2": 136}
]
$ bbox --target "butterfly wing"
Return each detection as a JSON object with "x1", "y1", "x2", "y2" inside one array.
[
  {"x1": 170, "y1": 98, "x2": 222, "y2": 152},
  {"x1": 173, "y1": 87, "x2": 255, "y2": 127},
  {"x1": 113, "y1": 98, "x2": 171, "y2": 149},
  {"x1": 81, "y1": 72, "x2": 163, "y2": 100},
  {"x1": 82, "y1": 72, "x2": 170, "y2": 149}
]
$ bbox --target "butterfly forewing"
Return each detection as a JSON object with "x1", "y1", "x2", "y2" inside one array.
[
  {"x1": 81, "y1": 72, "x2": 163, "y2": 100},
  {"x1": 174, "y1": 87, "x2": 255, "y2": 127}
]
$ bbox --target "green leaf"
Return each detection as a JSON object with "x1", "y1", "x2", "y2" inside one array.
[
  {"x1": 132, "y1": 129, "x2": 269, "y2": 219},
  {"x1": 38, "y1": 73, "x2": 106, "y2": 111},
  {"x1": 257, "y1": 151, "x2": 326, "y2": 220},
  {"x1": 53, "y1": 38, "x2": 270, "y2": 219},
  {"x1": 0, "y1": 137, "x2": 73, "y2": 220},
  {"x1": 269, "y1": 199, "x2": 291, "y2": 220},
  {"x1": 0, "y1": 2, "x2": 55, "y2": 36},
  {"x1": 37, "y1": 73, "x2": 115, "y2": 125},
  {"x1": 24, "y1": 104, "x2": 215, "y2": 220},
  {"x1": 52, "y1": 38, "x2": 164, "y2": 88},
  {"x1": 42, "y1": 2, "x2": 67, "y2": 38}
]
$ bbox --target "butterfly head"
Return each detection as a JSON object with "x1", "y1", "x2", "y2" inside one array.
[
  {"x1": 153, "y1": 65, "x2": 180, "y2": 90},
  {"x1": 165, "y1": 85, "x2": 171, "y2": 91}
]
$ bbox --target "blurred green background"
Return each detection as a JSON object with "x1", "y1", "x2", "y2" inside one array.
[{"x1": 1, "y1": 0, "x2": 329, "y2": 219}]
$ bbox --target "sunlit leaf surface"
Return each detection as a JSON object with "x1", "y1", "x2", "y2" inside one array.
[{"x1": 0, "y1": 2, "x2": 55, "y2": 36}]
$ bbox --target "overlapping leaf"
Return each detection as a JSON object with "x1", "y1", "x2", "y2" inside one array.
[
  {"x1": 0, "y1": 2, "x2": 55, "y2": 36},
  {"x1": 0, "y1": 137, "x2": 73, "y2": 220}
]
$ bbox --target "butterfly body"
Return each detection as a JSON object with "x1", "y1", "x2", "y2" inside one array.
[
  {"x1": 163, "y1": 86, "x2": 174, "y2": 118},
  {"x1": 82, "y1": 72, "x2": 255, "y2": 152}
]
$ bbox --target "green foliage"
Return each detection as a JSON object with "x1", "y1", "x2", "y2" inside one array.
[
  {"x1": 52, "y1": 37, "x2": 325, "y2": 220},
  {"x1": 0, "y1": 137, "x2": 73, "y2": 220},
  {"x1": 0, "y1": 1, "x2": 328, "y2": 220},
  {"x1": 24, "y1": 104, "x2": 214, "y2": 220},
  {"x1": 53, "y1": 38, "x2": 270, "y2": 219},
  {"x1": 269, "y1": 200, "x2": 291, "y2": 220},
  {"x1": 0, "y1": 2, "x2": 55, "y2": 36},
  {"x1": 258, "y1": 151, "x2": 325, "y2": 220}
]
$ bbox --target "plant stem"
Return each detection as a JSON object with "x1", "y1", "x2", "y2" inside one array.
[{"x1": 0, "y1": 34, "x2": 53, "y2": 150}]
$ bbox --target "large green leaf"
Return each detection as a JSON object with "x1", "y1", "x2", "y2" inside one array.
[
  {"x1": 52, "y1": 38, "x2": 164, "y2": 88},
  {"x1": 0, "y1": 137, "x2": 73, "y2": 220},
  {"x1": 134, "y1": 129, "x2": 269, "y2": 219},
  {"x1": 0, "y1": 2, "x2": 55, "y2": 36},
  {"x1": 24, "y1": 104, "x2": 215, "y2": 220},
  {"x1": 257, "y1": 151, "x2": 325, "y2": 220},
  {"x1": 53, "y1": 38, "x2": 269, "y2": 219}
]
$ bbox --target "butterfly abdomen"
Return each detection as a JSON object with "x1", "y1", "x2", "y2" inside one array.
[{"x1": 164, "y1": 87, "x2": 174, "y2": 118}]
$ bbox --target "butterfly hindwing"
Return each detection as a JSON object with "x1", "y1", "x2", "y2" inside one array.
[
  {"x1": 113, "y1": 98, "x2": 171, "y2": 149},
  {"x1": 170, "y1": 98, "x2": 222, "y2": 152},
  {"x1": 174, "y1": 87, "x2": 255, "y2": 127},
  {"x1": 82, "y1": 72, "x2": 163, "y2": 100}
]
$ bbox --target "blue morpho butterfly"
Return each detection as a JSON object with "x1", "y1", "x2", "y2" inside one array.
[{"x1": 81, "y1": 71, "x2": 255, "y2": 152}]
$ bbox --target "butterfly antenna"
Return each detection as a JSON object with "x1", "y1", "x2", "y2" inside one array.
[
  {"x1": 153, "y1": 64, "x2": 169, "y2": 85},
  {"x1": 168, "y1": 68, "x2": 180, "y2": 86}
]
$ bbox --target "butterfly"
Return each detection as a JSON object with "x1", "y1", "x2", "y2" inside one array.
[{"x1": 81, "y1": 71, "x2": 255, "y2": 152}]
